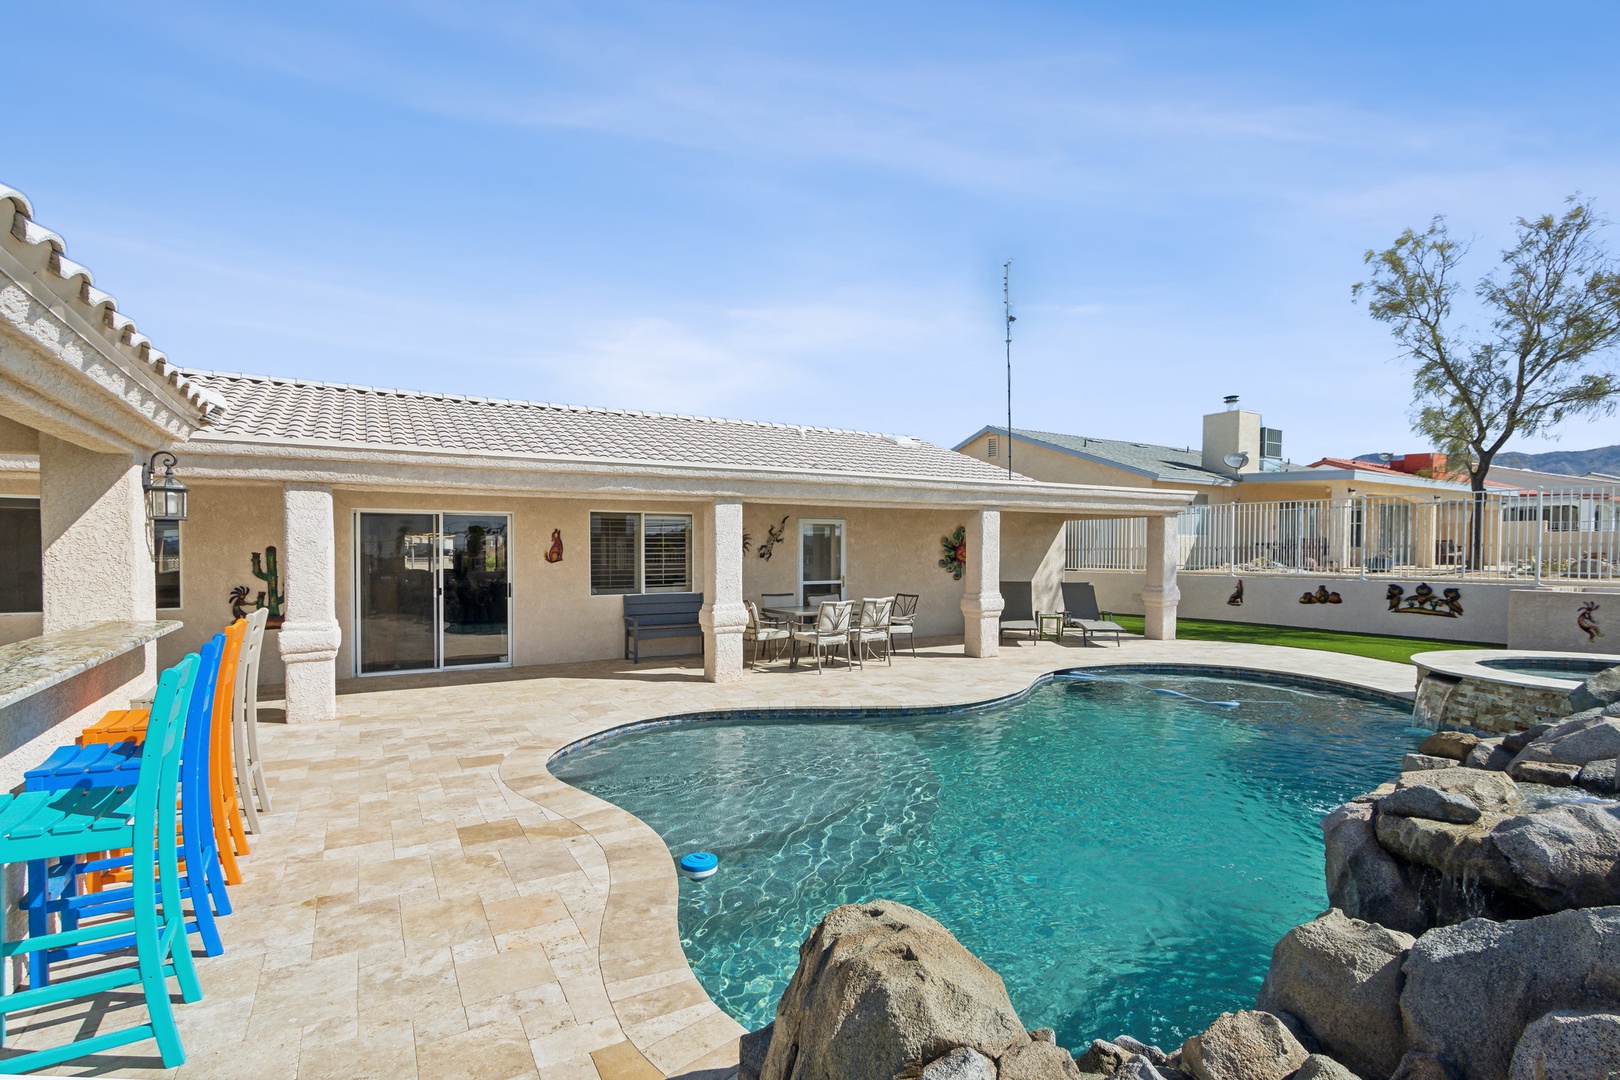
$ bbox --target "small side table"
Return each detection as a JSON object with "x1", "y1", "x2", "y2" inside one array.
[{"x1": 1037, "y1": 612, "x2": 1065, "y2": 643}]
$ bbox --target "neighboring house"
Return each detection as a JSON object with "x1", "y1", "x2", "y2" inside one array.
[
  {"x1": 0, "y1": 184, "x2": 1193, "y2": 731},
  {"x1": 956, "y1": 400, "x2": 1478, "y2": 504}
]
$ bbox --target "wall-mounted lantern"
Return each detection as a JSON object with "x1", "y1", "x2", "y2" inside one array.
[{"x1": 142, "y1": 451, "x2": 189, "y2": 521}]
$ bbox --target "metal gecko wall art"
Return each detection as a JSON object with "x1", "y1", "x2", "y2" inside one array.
[{"x1": 756, "y1": 516, "x2": 789, "y2": 561}]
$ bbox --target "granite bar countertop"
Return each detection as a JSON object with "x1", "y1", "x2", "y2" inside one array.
[{"x1": 0, "y1": 620, "x2": 182, "y2": 712}]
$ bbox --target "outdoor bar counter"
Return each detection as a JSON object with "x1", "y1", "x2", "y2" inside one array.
[{"x1": 0, "y1": 621, "x2": 180, "y2": 792}]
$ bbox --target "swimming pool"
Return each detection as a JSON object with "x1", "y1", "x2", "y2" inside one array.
[{"x1": 550, "y1": 668, "x2": 1420, "y2": 1050}]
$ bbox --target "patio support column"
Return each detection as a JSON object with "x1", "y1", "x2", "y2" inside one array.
[
  {"x1": 279, "y1": 483, "x2": 341, "y2": 723},
  {"x1": 700, "y1": 499, "x2": 748, "y2": 683},
  {"x1": 961, "y1": 507, "x2": 1003, "y2": 657},
  {"x1": 37, "y1": 435, "x2": 155, "y2": 634},
  {"x1": 1143, "y1": 513, "x2": 1180, "y2": 640}
]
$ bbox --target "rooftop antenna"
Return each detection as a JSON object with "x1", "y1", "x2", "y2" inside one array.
[{"x1": 1003, "y1": 259, "x2": 1015, "y2": 480}]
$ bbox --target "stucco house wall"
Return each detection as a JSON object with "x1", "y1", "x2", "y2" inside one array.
[{"x1": 153, "y1": 486, "x2": 1079, "y2": 681}]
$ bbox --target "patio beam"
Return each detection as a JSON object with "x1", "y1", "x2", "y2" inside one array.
[
  {"x1": 1143, "y1": 513, "x2": 1180, "y2": 640},
  {"x1": 700, "y1": 499, "x2": 748, "y2": 683},
  {"x1": 961, "y1": 507, "x2": 1003, "y2": 657},
  {"x1": 279, "y1": 483, "x2": 341, "y2": 722}
]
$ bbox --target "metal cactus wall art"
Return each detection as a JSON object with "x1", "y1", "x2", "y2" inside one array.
[{"x1": 228, "y1": 545, "x2": 286, "y2": 627}]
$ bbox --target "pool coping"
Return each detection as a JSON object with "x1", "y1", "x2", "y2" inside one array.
[{"x1": 494, "y1": 645, "x2": 1422, "y2": 1077}]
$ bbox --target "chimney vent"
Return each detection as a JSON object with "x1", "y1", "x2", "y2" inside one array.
[{"x1": 1223, "y1": 395, "x2": 1240, "y2": 411}]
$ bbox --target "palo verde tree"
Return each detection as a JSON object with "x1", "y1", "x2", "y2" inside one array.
[{"x1": 1354, "y1": 197, "x2": 1620, "y2": 567}]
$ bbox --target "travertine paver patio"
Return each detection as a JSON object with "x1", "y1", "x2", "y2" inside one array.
[{"x1": 5, "y1": 636, "x2": 1415, "y2": 1078}]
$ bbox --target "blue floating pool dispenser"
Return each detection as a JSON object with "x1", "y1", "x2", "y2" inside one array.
[{"x1": 679, "y1": 851, "x2": 719, "y2": 880}]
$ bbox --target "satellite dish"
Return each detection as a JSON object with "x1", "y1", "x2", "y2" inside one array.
[{"x1": 1223, "y1": 451, "x2": 1250, "y2": 469}]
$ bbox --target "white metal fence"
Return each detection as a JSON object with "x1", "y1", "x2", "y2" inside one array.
[{"x1": 1067, "y1": 486, "x2": 1620, "y2": 583}]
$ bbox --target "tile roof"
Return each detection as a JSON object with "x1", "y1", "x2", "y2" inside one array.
[
  {"x1": 0, "y1": 184, "x2": 223, "y2": 418},
  {"x1": 182, "y1": 370, "x2": 1033, "y2": 483},
  {"x1": 997, "y1": 427, "x2": 1234, "y2": 487}
]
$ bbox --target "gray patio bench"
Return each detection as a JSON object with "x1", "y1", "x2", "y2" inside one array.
[{"x1": 623, "y1": 592, "x2": 705, "y2": 662}]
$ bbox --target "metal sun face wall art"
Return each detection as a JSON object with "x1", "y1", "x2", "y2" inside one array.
[{"x1": 939, "y1": 526, "x2": 967, "y2": 580}]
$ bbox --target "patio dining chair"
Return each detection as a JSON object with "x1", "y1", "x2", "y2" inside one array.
[
  {"x1": 232, "y1": 608, "x2": 273, "y2": 830},
  {"x1": 22, "y1": 634, "x2": 233, "y2": 988},
  {"x1": 759, "y1": 593, "x2": 797, "y2": 627},
  {"x1": 856, "y1": 597, "x2": 895, "y2": 667},
  {"x1": 77, "y1": 619, "x2": 253, "y2": 886},
  {"x1": 805, "y1": 590, "x2": 842, "y2": 610},
  {"x1": 744, "y1": 601, "x2": 791, "y2": 670},
  {"x1": 792, "y1": 600, "x2": 853, "y2": 673},
  {"x1": 0, "y1": 653, "x2": 204, "y2": 1071},
  {"x1": 888, "y1": 593, "x2": 919, "y2": 657}
]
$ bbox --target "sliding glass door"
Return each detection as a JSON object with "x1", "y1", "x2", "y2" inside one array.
[
  {"x1": 356, "y1": 511, "x2": 511, "y2": 675},
  {"x1": 441, "y1": 514, "x2": 510, "y2": 667}
]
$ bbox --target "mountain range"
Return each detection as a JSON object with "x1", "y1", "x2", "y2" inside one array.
[{"x1": 1496, "y1": 445, "x2": 1620, "y2": 477}]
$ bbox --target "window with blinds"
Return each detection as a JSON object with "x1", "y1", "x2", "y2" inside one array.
[
  {"x1": 589, "y1": 512, "x2": 694, "y2": 595},
  {"x1": 589, "y1": 512, "x2": 640, "y2": 595},
  {"x1": 643, "y1": 515, "x2": 692, "y2": 592}
]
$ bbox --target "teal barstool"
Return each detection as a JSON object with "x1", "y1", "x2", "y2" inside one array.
[{"x1": 0, "y1": 654, "x2": 203, "y2": 1072}]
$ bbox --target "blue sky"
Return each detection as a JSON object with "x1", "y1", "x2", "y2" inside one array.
[{"x1": 10, "y1": 2, "x2": 1620, "y2": 462}]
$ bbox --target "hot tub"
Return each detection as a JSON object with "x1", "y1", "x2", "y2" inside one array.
[{"x1": 1411, "y1": 649, "x2": 1620, "y2": 733}]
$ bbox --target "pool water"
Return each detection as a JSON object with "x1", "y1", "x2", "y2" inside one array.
[
  {"x1": 550, "y1": 671, "x2": 1420, "y2": 1049},
  {"x1": 1480, "y1": 657, "x2": 1616, "y2": 682}
]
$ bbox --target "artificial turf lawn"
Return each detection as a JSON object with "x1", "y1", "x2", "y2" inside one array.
[{"x1": 1110, "y1": 614, "x2": 1496, "y2": 666}]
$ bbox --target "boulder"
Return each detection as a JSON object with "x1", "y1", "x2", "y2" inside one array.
[
  {"x1": 1402, "y1": 753, "x2": 1456, "y2": 773},
  {"x1": 1394, "y1": 768, "x2": 1521, "y2": 812},
  {"x1": 1075, "y1": 1040, "x2": 1130, "y2": 1076},
  {"x1": 1112, "y1": 1036, "x2": 1169, "y2": 1065},
  {"x1": 1514, "y1": 715, "x2": 1620, "y2": 769},
  {"x1": 1399, "y1": 906, "x2": 1620, "y2": 1080},
  {"x1": 1322, "y1": 802, "x2": 1428, "y2": 936},
  {"x1": 1508, "y1": 1010, "x2": 1620, "y2": 1080},
  {"x1": 1377, "y1": 800, "x2": 1620, "y2": 914},
  {"x1": 1577, "y1": 757, "x2": 1619, "y2": 795},
  {"x1": 756, "y1": 901, "x2": 1029, "y2": 1080},
  {"x1": 1503, "y1": 723, "x2": 1556, "y2": 753},
  {"x1": 1389, "y1": 1051, "x2": 1460, "y2": 1080},
  {"x1": 1255, "y1": 909, "x2": 1412, "y2": 1079},
  {"x1": 740, "y1": 1023, "x2": 774, "y2": 1080},
  {"x1": 1488, "y1": 803, "x2": 1620, "y2": 910},
  {"x1": 998, "y1": 1039, "x2": 1084, "y2": 1080},
  {"x1": 1464, "y1": 737, "x2": 1514, "y2": 771},
  {"x1": 1508, "y1": 760, "x2": 1581, "y2": 786},
  {"x1": 1114, "y1": 1057, "x2": 1184, "y2": 1080},
  {"x1": 1420, "y1": 731, "x2": 1480, "y2": 761},
  {"x1": 1571, "y1": 667, "x2": 1620, "y2": 711},
  {"x1": 1378, "y1": 784, "x2": 1482, "y2": 825},
  {"x1": 1179, "y1": 1011, "x2": 1307, "y2": 1080},
  {"x1": 1375, "y1": 810, "x2": 1509, "y2": 886},
  {"x1": 921, "y1": 1047, "x2": 997, "y2": 1080},
  {"x1": 1293, "y1": 1056, "x2": 1359, "y2": 1080}
]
